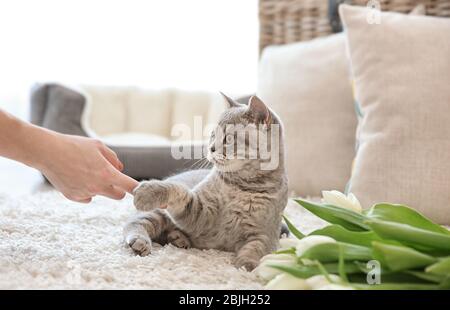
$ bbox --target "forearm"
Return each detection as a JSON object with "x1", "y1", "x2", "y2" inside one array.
[
  {"x1": 0, "y1": 109, "x2": 54, "y2": 169},
  {"x1": 0, "y1": 109, "x2": 136, "y2": 202}
]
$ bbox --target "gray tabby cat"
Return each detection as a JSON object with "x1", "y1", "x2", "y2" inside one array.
[{"x1": 123, "y1": 94, "x2": 288, "y2": 271}]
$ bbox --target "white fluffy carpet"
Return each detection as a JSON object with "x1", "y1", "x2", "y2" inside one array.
[{"x1": 0, "y1": 191, "x2": 325, "y2": 289}]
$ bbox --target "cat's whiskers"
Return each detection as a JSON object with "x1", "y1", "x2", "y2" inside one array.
[
  {"x1": 183, "y1": 158, "x2": 202, "y2": 169},
  {"x1": 199, "y1": 158, "x2": 210, "y2": 170},
  {"x1": 189, "y1": 157, "x2": 209, "y2": 170}
]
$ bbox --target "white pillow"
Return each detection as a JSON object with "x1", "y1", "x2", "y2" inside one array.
[
  {"x1": 258, "y1": 33, "x2": 356, "y2": 197},
  {"x1": 340, "y1": 4, "x2": 450, "y2": 224}
]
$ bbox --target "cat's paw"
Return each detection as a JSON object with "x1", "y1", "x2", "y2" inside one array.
[
  {"x1": 126, "y1": 235, "x2": 152, "y2": 256},
  {"x1": 167, "y1": 230, "x2": 191, "y2": 249},
  {"x1": 133, "y1": 180, "x2": 168, "y2": 211},
  {"x1": 233, "y1": 256, "x2": 259, "y2": 272}
]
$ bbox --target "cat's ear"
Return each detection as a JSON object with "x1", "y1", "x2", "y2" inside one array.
[
  {"x1": 220, "y1": 92, "x2": 240, "y2": 109},
  {"x1": 247, "y1": 95, "x2": 272, "y2": 126}
]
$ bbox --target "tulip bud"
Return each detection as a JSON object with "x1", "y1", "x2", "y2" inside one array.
[
  {"x1": 305, "y1": 274, "x2": 341, "y2": 289},
  {"x1": 316, "y1": 284, "x2": 355, "y2": 290},
  {"x1": 265, "y1": 273, "x2": 310, "y2": 290},
  {"x1": 322, "y1": 190, "x2": 363, "y2": 213},
  {"x1": 279, "y1": 237, "x2": 301, "y2": 250},
  {"x1": 295, "y1": 235, "x2": 336, "y2": 257},
  {"x1": 254, "y1": 253, "x2": 297, "y2": 281}
]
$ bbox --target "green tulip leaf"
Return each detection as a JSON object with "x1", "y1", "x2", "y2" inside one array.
[
  {"x1": 269, "y1": 262, "x2": 362, "y2": 280},
  {"x1": 348, "y1": 271, "x2": 440, "y2": 285},
  {"x1": 404, "y1": 271, "x2": 446, "y2": 284},
  {"x1": 367, "y1": 220, "x2": 450, "y2": 253},
  {"x1": 439, "y1": 277, "x2": 450, "y2": 289},
  {"x1": 322, "y1": 262, "x2": 362, "y2": 275},
  {"x1": 366, "y1": 203, "x2": 450, "y2": 235},
  {"x1": 310, "y1": 224, "x2": 382, "y2": 247},
  {"x1": 294, "y1": 199, "x2": 369, "y2": 231},
  {"x1": 372, "y1": 241, "x2": 437, "y2": 272},
  {"x1": 338, "y1": 244, "x2": 349, "y2": 282},
  {"x1": 268, "y1": 264, "x2": 320, "y2": 279},
  {"x1": 353, "y1": 283, "x2": 441, "y2": 290},
  {"x1": 300, "y1": 242, "x2": 372, "y2": 263},
  {"x1": 282, "y1": 215, "x2": 305, "y2": 239},
  {"x1": 274, "y1": 248, "x2": 296, "y2": 255},
  {"x1": 425, "y1": 257, "x2": 450, "y2": 276}
]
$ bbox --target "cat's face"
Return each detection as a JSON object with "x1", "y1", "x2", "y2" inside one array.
[{"x1": 207, "y1": 94, "x2": 281, "y2": 172}]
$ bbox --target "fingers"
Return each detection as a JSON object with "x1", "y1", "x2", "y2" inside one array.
[
  {"x1": 99, "y1": 144, "x2": 123, "y2": 171},
  {"x1": 100, "y1": 185, "x2": 126, "y2": 200},
  {"x1": 63, "y1": 193, "x2": 92, "y2": 204},
  {"x1": 65, "y1": 185, "x2": 126, "y2": 202},
  {"x1": 110, "y1": 168, "x2": 139, "y2": 194},
  {"x1": 98, "y1": 144, "x2": 137, "y2": 194},
  {"x1": 65, "y1": 184, "x2": 126, "y2": 202}
]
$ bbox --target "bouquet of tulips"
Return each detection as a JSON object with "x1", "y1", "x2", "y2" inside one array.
[{"x1": 254, "y1": 191, "x2": 450, "y2": 290}]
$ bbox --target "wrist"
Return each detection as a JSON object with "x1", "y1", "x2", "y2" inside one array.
[{"x1": 19, "y1": 123, "x2": 60, "y2": 171}]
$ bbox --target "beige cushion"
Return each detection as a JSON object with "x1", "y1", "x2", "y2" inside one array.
[
  {"x1": 127, "y1": 88, "x2": 172, "y2": 137},
  {"x1": 171, "y1": 91, "x2": 218, "y2": 142},
  {"x1": 84, "y1": 86, "x2": 128, "y2": 136},
  {"x1": 340, "y1": 4, "x2": 450, "y2": 224},
  {"x1": 258, "y1": 33, "x2": 357, "y2": 196},
  {"x1": 101, "y1": 133, "x2": 171, "y2": 147}
]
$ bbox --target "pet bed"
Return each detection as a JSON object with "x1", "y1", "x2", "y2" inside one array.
[{"x1": 30, "y1": 83, "x2": 228, "y2": 180}]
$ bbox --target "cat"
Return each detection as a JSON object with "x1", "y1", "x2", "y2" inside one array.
[{"x1": 123, "y1": 94, "x2": 288, "y2": 271}]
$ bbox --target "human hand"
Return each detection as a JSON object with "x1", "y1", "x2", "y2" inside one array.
[{"x1": 34, "y1": 131, "x2": 138, "y2": 203}]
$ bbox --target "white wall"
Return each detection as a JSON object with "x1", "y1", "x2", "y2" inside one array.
[{"x1": 0, "y1": 0, "x2": 258, "y2": 117}]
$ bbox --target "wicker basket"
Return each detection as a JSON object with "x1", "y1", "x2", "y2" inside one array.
[{"x1": 259, "y1": 0, "x2": 450, "y2": 52}]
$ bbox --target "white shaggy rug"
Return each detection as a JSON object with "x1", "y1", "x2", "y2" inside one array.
[{"x1": 0, "y1": 190, "x2": 325, "y2": 289}]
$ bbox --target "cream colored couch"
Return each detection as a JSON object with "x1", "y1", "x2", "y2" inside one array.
[{"x1": 30, "y1": 83, "x2": 227, "y2": 179}]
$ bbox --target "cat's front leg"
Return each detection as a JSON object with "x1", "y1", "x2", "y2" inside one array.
[
  {"x1": 133, "y1": 180, "x2": 192, "y2": 213},
  {"x1": 133, "y1": 180, "x2": 170, "y2": 211},
  {"x1": 233, "y1": 237, "x2": 273, "y2": 271}
]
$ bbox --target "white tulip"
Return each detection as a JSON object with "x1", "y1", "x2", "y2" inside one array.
[
  {"x1": 322, "y1": 190, "x2": 363, "y2": 213},
  {"x1": 278, "y1": 237, "x2": 301, "y2": 251},
  {"x1": 317, "y1": 284, "x2": 355, "y2": 290},
  {"x1": 265, "y1": 273, "x2": 310, "y2": 290},
  {"x1": 295, "y1": 235, "x2": 336, "y2": 257},
  {"x1": 264, "y1": 273, "x2": 355, "y2": 290},
  {"x1": 305, "y1": 274, "x2": 341, "y2": 289},
  {"x1": 254, "y1": 253, "x2": 297, "y2": 281}
]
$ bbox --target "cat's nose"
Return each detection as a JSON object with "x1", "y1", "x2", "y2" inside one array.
[{"x1": 210, "y1": 145, "x2": 216, "y2": 153}]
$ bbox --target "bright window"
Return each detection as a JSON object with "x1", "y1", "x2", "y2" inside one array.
[{"x1": 0, "y1": 0, "x2": 258, "y2": 116}]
